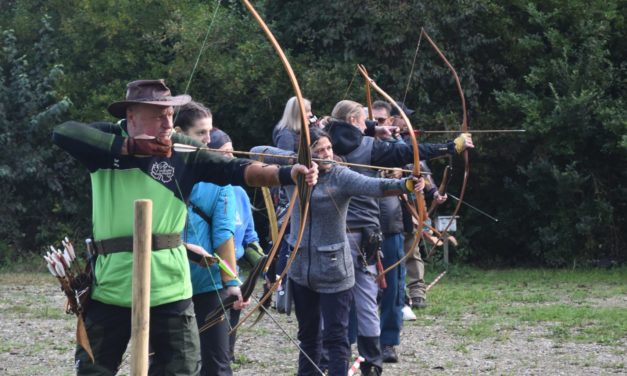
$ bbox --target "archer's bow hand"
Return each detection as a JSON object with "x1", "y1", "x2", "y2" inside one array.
[
  {"x1": 454, "y1": 133, "x2": 474, "y2": 154},
  {"x1": 226, "y1": 286, "x2": 249, "y2": 311},
  {"x1": 404, "y1": 176, "x2": 426, "y2": 193},
  {"x1": 125, "y1": 136, "x2": 172, "y2": 157},
  {"x1": 291, "y1": 161, "x2": 319, "y2": 186}
]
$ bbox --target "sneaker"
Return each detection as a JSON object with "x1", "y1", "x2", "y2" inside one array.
[
  {"x1": 382, "y1": 345, "x2": 398, "y2": 363},
  {"x1": 411, "y1": 297, "x2": 428, "y2": 309},
  {"x1": 402, "y1": 305, "x2": 416, "y2": 321},
  {"x1": 361, "y1": 365, "x2": 383, "y2": 376},
  {"x1": 274, "y1": 290, "x2": 287, "y2": 313}
]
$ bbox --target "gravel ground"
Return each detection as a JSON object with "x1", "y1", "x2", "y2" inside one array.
[{"x1": 0, "y1": 279, "x2": 625, "y2": 375}]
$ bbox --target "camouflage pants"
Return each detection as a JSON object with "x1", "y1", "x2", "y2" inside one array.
[
  {"x1": 404, "y1": 232, "x2": 426, "y2": 300},
  {"x1": 75, "y1": 299, "x2": 201, "y2": 376}
]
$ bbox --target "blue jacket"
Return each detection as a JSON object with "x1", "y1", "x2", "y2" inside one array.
[
  {"x1": 184, "y1": 182, "x2": 236, "y2": 295},
  {"x1": 233, "y1": 186, "x2": 259, "y2": 261}
]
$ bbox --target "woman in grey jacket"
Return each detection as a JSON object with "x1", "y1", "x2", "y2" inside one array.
[{"x1": 252, "y1": 127, "x2": 424, "y2": 376}]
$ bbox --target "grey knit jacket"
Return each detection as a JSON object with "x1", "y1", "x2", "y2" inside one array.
[
  {"x1": 249, "y1": 146, "x2": 412, "y2": 293},
  {"x1": 286, "y1": 165, "x2": 410, "y2": 293}
]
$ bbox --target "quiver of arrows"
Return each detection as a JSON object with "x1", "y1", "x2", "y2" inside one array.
[{"x1": 43, "y1": 237, "x2": 95, "y2": 362}]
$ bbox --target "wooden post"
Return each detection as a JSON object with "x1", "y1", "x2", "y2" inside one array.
[{"x1": 131, "y1": 199, "x2": 152, "y2": 376}]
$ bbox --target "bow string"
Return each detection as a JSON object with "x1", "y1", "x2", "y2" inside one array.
[
  {"x1": 230, "y1": 0, "x2": 312, "y2": 332},
  {"x1": 418, "y1": 28, "x2": 470, "y2": 256},
  {"x1": 356, "y1": 64, "x2": 427, "y2": 280}
]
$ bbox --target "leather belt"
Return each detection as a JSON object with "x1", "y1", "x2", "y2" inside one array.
[{"x1": 93, "y1": 233, "x2": 182, "y2": 255}]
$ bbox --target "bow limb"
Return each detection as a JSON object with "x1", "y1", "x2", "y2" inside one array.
[
  {"x1": 427, "y1": 155, "x2": 453, "y2": 218},
  {"x1": 232, "y1": 0, "x2": 312, "y2": 332},
  {"x1": 357, "y1": 65, "x2": 421, "y2": 177},
  {"x1": 420, "y1": 28, "x2": 470, "y2": 240},
  {"x1": 362, "y1": 65, "x2": 374, "y2": 120},
  {"x1": 261, "y1": 187, "x2": 279, "y2": 245},
  {"x1": 357, "y1": 64, "x2": 426, "y2": 280},
  {"x1": 261, "y1": 188, "x2": 297, "y2": 273},
  {"x1": 256, "y1": 155, "x2": 283, "y2": 272}
]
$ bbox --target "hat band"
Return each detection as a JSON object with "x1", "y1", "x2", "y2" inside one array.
[{"x1": 127, "y1": 96, "x2": 176, "y2": 102}]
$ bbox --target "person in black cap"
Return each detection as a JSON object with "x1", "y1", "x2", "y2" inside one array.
[
  {"x1": 174, "y1": 101, "x2": 243, "y2": 376},
  {"x1": 52, "y1": 79, "x2": 318, "y2": 375},
  {"x1": 324, "y1": 99, "x2": 472, "y2": 374},
  {"x1": 207, "y1": 127, "x2": 266, "y2": 366},
  {"x1": 390, "y1": 101, "x2": 414, "y2": 139},
  {"x1": 371, "y1": 100, "x2": 418, "y2": 364}
]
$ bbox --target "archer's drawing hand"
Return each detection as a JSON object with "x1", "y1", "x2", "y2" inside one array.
[
  {"x1": 375, "y1": 125, "x2": 399, "y2": 140},
  {"x1": 433, "y1": 191, "x2": 448, "y2": 204},
  {"x1": 125, "y1": 135, "x2": 172, "y2": 157}
]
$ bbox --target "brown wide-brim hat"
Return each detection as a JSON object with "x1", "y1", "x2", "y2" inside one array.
[{"x1": 107, "y1": 79, "x2": 192, "y2": 118}]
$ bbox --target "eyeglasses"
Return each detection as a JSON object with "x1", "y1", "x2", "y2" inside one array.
[{"x1": 376, "y1": 117, "x2": 389, "y2": 124}]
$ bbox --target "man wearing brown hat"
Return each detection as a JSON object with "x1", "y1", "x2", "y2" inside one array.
[{"x1": 53, "y1": 79, "x2": 318, "y2": 375}]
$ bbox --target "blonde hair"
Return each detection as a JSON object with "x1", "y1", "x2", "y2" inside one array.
[
  {"x1": 275, "y1": 96, "x2": 312, "y2": 133},
  {"x1": 331, "y1": 100, "x2": 363, "y2": 124}
]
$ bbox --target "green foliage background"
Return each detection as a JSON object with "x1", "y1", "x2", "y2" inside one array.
[{"x1": 1, "y1": 0, "x2": 624, "y2": 266}]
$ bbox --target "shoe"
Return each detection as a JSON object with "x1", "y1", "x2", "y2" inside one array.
[
  {"x1": 402, "y1": 305, "x2": 416, "y2": 321},
  {"x1": 361, "y1": 365, "x2": 383, "y2": 376},
  {"x1": 382, "y1": 345, "x2": 398, "y2": 363},
  {"x1": 411, "y1": 297, "x2": 427, "y2": 309},
  {"x1": 274, "y1": 290, "x2": 287, "y2": 313}
]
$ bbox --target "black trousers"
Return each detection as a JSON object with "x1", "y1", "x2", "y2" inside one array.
[
  {"x1": 193, "y1": 291, "x2": 232, "y2": 376},
  {"x1": 291, "y1": 279, "x2": 353, "y2": 376}
]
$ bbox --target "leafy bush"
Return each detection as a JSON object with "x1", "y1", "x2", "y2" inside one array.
[{"x1": 0, "y1": 17, "x2": 88, "y2": 261}]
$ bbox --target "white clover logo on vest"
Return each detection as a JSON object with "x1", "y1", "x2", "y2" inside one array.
[{"x1": 150, "y1": 161, "x2": 175, "y2": 183}]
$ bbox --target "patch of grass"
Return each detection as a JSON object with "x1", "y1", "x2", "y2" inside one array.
[
  {"x1": 0, "y1": 279, "x2": 68, "y2": 320},
  {"x1": 454, "y1": 319, "x2": 497, "y2": 340},
  {"x1": 0, "y1": 340, "x2": 18, "y2": 353},
  {"x1": 548, "y1": 323, "x2": 571, "y2": 341},
  {"x1": 3, "y1": 305, "x2": 30, "y2": 315},
  {"x1": 453, "y1": 342, "x2": 469, "y2": 354},
  {"x1": 515, "y1": 304, "x2": 627, "y2": 345},
  {"x1": 603, "y1": 362, "x2": 625, "y2": 370},
  {"x1": 0, "y1": 272, "x2": 55, "y2": 285},
  {"x1": 417, "y1": 265, "x2": 627, "y2": 346},
  {"x1": 410, "y1": 314, "x2": 435, "y2": 326},
  {"x1": 0, "y1": 253, "x2": 49, "y2": 273},
  {"x1": 32, "y1": 306, "x2": 69, "y2": 320},
  {"x1": 232, "y1": 353, "x2": 253, "y2": 370}
]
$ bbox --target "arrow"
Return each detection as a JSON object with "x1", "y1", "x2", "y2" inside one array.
[{"x1": 172, "y1": 143, "x2": 432, "y2": 175}]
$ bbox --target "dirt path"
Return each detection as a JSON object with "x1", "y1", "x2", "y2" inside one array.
[{"x1": 0, "y1": 277, "x2": 625, "y2": 375}]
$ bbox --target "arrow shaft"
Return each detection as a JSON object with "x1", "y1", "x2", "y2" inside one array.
[
  {"x1": 447, "y1": 193, "x2": 499, "y2": 222},
  {"x1": 181, "y1": 144, "x2": 432, "y2": 175},
  {"x1": 414, "y1": 129, "x2": 525, "y2": 134}
]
